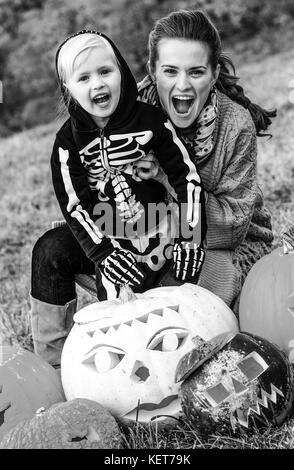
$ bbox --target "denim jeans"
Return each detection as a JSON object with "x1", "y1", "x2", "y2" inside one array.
[{"x1": 31, "y1": 225, "x2": 95, "y2": 305}]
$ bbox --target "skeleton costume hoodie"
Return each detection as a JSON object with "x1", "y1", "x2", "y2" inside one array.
[{"x1": 51, "y1": 31, "x2": 206, "y2": 299}]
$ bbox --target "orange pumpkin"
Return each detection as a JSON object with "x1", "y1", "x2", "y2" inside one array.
[
  {"x1": 0, "y1": 399, "x2": 122, "y2": 449},
  {"x1": 0, "y1": 345, "x2": 65, "y2": 439},
  {"x1": 239, "y1": 231, "x2": 294, "y2": 362}
]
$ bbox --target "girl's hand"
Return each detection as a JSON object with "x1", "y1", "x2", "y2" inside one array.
[
  {"x1": 99, "y1": 248, "x2": 146, "y2": 286},
  {"x1": 133, "y1": 151, "x2": 159, "y2": 180}
]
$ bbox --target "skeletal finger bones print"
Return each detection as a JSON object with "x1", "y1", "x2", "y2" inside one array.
[
  {"x1": 100, "y1": 248, "x2": 145, "y2": 286},
  {"x1": 173, "y1": 241, "x2": 205, "y2": 282}
]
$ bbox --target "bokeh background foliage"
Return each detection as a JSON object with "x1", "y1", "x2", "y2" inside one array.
[{"x1": 1, "y1": 0, "x2": 294, "y2": 136}]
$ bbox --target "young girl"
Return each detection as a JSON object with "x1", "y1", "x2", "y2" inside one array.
[{"x1": 30, "y1": 30, "x2": 206, "y2": 365}]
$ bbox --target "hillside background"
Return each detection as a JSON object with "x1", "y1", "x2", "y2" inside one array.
[{"x1": 1, "y1": 0, "x2": 294, "y2": 136}]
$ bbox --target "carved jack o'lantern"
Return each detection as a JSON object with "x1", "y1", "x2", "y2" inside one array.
[
  {"x1": 61, "y1": 284, "x2": 238, "y2": 424},
  {"x1": 176, "y1": 332, "x2": 294, "y2": 435}
]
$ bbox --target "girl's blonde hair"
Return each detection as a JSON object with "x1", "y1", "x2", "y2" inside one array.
[
  {"x1": 57, "y1": 32, "x2": 118, "y2": 85},
  {"x1": 56, "y1": 32, "x2": 120, "y2": 117}
]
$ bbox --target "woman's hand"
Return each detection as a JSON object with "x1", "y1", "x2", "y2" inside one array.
[{"x1": 133, "y1": 151, "x2": 159, "y2": 180}]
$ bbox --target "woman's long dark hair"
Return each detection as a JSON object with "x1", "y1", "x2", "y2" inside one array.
[{"x1": 148, "y1": 9, "x2": 276, "y2": 136}]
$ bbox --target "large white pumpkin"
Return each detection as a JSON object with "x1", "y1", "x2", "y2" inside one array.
[{"x1": 61, "y1": 284, "x2": 238, "y2": 424}]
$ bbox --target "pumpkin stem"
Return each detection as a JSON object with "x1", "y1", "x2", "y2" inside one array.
[
  {"x1": 282, "y1": 226, "x2": 294, "y2": 255},
  {"x1": 119, "y1": 284, "x2": 137, "y2": 303}
]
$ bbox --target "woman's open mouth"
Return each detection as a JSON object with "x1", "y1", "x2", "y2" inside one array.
[{"x1": 172, "y1": 95, "x2": 195, "y2": 115}]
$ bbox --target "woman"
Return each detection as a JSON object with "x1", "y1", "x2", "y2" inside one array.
[{"x1": 135, "y1": 9, "x2": 274, "y2": 311}]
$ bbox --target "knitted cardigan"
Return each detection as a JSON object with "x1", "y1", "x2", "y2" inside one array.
[{"x1": 139, "y1": 83, "x2": 274, "y2": 309}]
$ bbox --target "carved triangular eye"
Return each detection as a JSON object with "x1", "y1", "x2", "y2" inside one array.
[
  {"x1": 237, "y1": 351, "x2": 269, "y2": 382},
  {"x1": 203, "y1": 382, "x2": 231, "y2": 406}
]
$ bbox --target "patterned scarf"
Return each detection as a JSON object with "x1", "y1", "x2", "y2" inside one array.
[{"x1": 138, "y1": 75, "x2": 218, "y2": 164}]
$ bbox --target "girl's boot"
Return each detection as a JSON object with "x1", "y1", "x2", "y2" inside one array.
[{"x1": 29, "y1": 296, "x2": 77, "y2": 367}]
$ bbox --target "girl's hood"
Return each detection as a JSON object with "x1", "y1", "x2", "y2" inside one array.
[{"x1": 55, "y1": 30, "x2": 138, "y2": 131}]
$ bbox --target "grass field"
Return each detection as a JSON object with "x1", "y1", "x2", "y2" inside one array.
[{"x1": 0, "y1": 42, "x2": 294, "y2": 449}]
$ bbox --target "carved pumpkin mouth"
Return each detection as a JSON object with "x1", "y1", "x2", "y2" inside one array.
[{"x1": 123, "y1": 394, "x2": 180, "y2": 423}]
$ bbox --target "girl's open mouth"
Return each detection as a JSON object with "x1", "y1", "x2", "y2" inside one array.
[
  {"x1": 92, "y1": 93, "x2": 110, "y2": 105},
  {"x1": 172, "y1": 96, "x2": 195, "y2": 115}
]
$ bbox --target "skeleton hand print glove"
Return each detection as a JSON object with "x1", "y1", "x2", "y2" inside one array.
[
  {"x1": 172, "y1": 241, "x2": 205, "y2": 283},
  {"x1": 99, "y1": 248, "x2": 146, "y2": 287}
]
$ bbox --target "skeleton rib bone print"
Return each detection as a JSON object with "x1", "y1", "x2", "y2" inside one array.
[{"x1": 79, "y1": 131, "x2": 153, "y2": 170}]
